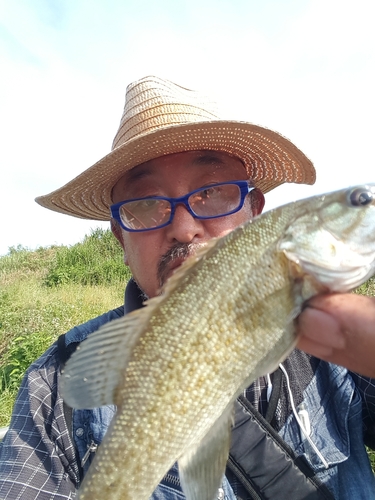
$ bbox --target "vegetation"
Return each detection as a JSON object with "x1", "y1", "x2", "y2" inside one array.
[
  {"x1": 0, "y1": 229, "x2": 374, "y2": 470},
  {"x1": 0, "y1": 228, "x2": 131, "y2": 426}
]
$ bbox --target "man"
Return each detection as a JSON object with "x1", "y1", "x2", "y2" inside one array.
[{"x1": 0, "y1": 76, "x2": 374, "y2": 499}]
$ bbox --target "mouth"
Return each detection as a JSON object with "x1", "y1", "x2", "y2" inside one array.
[
  {"x1": 160, "y1": 257, "x2": 188, "y2": 287},
  {"x1": 169, "y1": 257, "x2": 186, "y2": 272},
  {"x1": 165, "y1": 257, "x2": 188, "y2": 279},
  {"x1": 157, "y1": 242, "x2": 206, "y2": 288}
]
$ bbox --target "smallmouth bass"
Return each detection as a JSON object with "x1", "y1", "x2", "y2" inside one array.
[{"x1": 62, "y1": 184, "x2": 375, "y2": 500}]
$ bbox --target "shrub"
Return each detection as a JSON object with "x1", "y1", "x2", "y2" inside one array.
[{"x1": 44, "y1": 228, "x2": 131, "y2": 286}]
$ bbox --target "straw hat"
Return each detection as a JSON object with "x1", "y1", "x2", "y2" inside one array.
[{"x1": 35, "y1": 76, "x2": 316, "y2": 220}]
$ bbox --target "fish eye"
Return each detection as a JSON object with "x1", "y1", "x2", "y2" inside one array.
[{"x1": 347, "y1": 186, "x2": 374, "y2": 207}]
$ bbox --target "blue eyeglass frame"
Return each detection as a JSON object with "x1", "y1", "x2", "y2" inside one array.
[{"x1": 110, "y1": 180, "x2": 256, "y2": 232}]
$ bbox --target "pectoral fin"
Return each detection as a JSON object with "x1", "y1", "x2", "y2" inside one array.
[{"x1": 178, "y1": 404, "x2": 233, "y2": 500}]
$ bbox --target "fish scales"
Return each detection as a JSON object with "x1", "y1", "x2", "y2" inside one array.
[{"x1": 62, "y1": 184, "x2": 375, "y2": 500}]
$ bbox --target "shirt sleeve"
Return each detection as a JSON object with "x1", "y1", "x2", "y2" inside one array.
[
  {"x1": 351, "y1": 373, "x2": 375, "y2": 449},
  {"x1": 0, "y1": 343, "x2": 80, "y2": 499}
]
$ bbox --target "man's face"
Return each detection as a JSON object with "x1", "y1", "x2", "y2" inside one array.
[{"x1": 112, "y1": 151, "x2": 263, "y2": 298}]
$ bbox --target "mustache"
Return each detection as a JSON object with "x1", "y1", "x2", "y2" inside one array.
[{"x1": 157, "y1": 242, "x2": 206, "y2": 289}]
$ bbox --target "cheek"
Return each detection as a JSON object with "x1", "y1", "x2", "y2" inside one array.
[
  {"x1": 123, "y1": 237, "x2": 149, "y2": 269},
  {"x1": 206, "y1": 209, "x2": 252, "y2": 239},
  {"x1": 227, "y1": 203, "x2": 254, "y2": 227},
  {"x1": 122, "y1": 233, "x2": 163, "y2": 295}
]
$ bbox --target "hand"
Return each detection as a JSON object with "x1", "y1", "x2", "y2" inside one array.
[{"x1": 296, "y1": 293, "x2": 375, "y2": 378}]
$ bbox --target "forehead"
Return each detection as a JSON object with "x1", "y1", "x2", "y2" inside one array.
[{"x1": 112, "y1": 150, "x2": 246, "y2": 197}]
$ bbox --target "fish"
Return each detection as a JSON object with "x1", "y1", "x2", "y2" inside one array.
[{"x1": 61, "y1": 183, "x2": 375, "y2": 500}]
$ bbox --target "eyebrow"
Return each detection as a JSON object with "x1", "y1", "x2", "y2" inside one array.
[
  {"x1": 191, "y1": 153, "x2": 227, "y2": 167},
  {"x1": 122, "y1": 165, "x2": 154, "y2": 184}
]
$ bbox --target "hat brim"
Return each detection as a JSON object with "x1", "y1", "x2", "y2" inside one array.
[{"x1": 35, "y1": 120, "x2": 315, "y2": 221}]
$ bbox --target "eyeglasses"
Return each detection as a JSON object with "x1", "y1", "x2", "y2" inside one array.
[{"x1": 111, "y1": 180, "x2": 261, "y2": 232}]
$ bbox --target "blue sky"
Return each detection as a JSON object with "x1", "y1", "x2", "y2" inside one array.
[{"x1": 1, "y1": 0, "x2": 374, "y2": 255}]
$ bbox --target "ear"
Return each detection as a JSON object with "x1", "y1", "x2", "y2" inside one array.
[
  {"x1": 250, "y1": 188, "x2": 265, "y2": 216},
  {"x1": 110, "y1": 218, "x2": 123, "y2": 246},
  {"x1": 110, "y1": 218, "x2": 128, "y2": 264}
]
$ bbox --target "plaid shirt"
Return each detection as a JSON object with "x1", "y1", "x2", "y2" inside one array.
[{"x1": 0, "y1": 342, "x2": 79, "y2": 499}]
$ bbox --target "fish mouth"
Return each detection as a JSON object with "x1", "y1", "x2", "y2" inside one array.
[{"x1": 157, "y1": 242, "x2": 206, "y2": 288}]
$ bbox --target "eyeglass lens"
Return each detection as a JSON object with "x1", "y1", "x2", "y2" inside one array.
[
  {"x1": 189, "y1": 184, "x2": 241, "y2": 217},
  {"x1": 118, "y1": 183, "x2": 243, "y2": 230}
]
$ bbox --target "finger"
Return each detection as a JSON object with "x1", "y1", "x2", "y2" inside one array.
[
  {"x1": 297, "y1": 293, "x2": 375, "y2": 377},
  {"x1": 297, "y1": 305, "x2": 346, "y2": 350}
]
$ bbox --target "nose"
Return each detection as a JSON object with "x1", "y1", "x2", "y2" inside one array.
[{"x1": 165, "y1": 203, "x2": 205, "y2": 243}]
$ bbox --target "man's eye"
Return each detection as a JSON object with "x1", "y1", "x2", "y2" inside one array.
[
  {"x1": 136, "y1": 199, "x2": 159, "y2": 210},
  {"x1": 201, "y1": 186, "x2": 221, "y2": 199},
  {"x1": 144, "y1": 199, "x2": 158, "y2": 206}
]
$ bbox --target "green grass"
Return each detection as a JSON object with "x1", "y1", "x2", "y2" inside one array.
[
  {"x1": 0, "y1": 229, "x2": 374, "y2": 470},
  {"x1": 0, "y1": 228, "x2": 131, "y2": 426}
]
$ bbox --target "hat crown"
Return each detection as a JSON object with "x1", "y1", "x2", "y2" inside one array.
[{"x1": 112, "y1": 76, "x2": 220, "y2": 150}]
